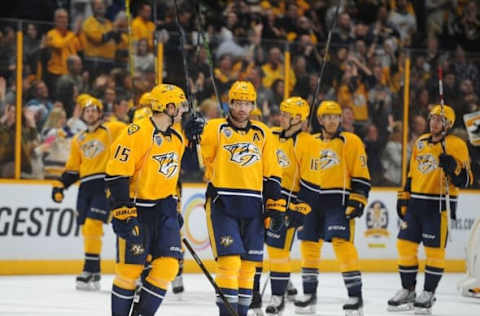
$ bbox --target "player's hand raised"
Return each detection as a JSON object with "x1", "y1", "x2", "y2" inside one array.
[{"x1": 184, "y1": 112, "x2": 205, "y2": 145}]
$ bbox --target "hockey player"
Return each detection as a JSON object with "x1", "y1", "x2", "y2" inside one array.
[
  {"x1": 387, "y1": 105, "x2": 473, "y2": 314},
  {"x1": 200, "y1": 80, "x2": 286, "y2": 316},
  {"x1": 261, "y1": 97, "x2": 311, "y2": 316},
  {"x1": 294, "y1": 101, "x2": 371, "y2": 315},
  {"x1": 105, "y1": 84, "x2": 187, "y2": 316},
  {"x1": 51, "y1": 97, "x2": 115, "y2": 290}
]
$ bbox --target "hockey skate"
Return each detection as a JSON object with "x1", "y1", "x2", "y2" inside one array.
[
  {"x1": 286, "y1": 280, "x2": 298, "y2": 302},
  {"x1": 248, "y1": 291, "x2": 264, "y2": 316},
  {"x1": 343, "y1": 296, "x2": 363, "y2": 316},
  {"x1": 265, "y1": 295, "x2": 285, "y2": 315},
  {"x1": 75, "y1": 271, "x2": 100, "y2": 291},
  {"x1": 172, "y1": 275, "x2": 184, "y2": 299},
  {"x1": 294, "y1": 293, "x2": 316, "y2": 314},
  {"x1": 387, "y1": 288, "x2": 416, "y2": 311},
  {"x1": 413, "y1": 291, "x2": 436, "y2": 315}
]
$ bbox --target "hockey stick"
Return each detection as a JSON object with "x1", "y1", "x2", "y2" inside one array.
[
  {"x1": 182, "y1": 238, "x2": 239, "y2": 316},
  {"x1": 437, "y1": 67, "x2": 453, "y2": 231},
  {"x1": 260, "y1": 273, "x2": 270, "y2": 298},
  {"x1": 307, "y1": 0, "x2": 343, "y2": 131}
]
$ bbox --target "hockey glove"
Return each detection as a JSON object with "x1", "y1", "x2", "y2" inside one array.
[
  {"x1": 396, "y1": 191, "x2": 410, "y2": 220},
  {"x1": 439, "y1": 153, "x2": 457, "y2": 176},
  {"x1": 184, "y1": 113, "x2": 206, "y2": 145},
  {"x1": 265, "y1": 198, "x2": 286, "y2": 232},
  {"x1": 287, "y1": 201, "x2": 312, "y2": 228},
  {"x1": 51, "y1": 185, "x2": 64, "y2": 203},
  {"x1": 111, "y1": 203, "x2": 142, "y2": 245},
  {"x1": 345, "y1": 193, "x2": 367, "y2": 220},
  {"x1": 177, "y1": 212, "x2": 184, "y2": 229}
]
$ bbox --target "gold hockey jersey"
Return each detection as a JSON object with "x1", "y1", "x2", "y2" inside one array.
[
  {"x1": 106, "y1": 117, "x2": 186, "y2": 205},
  {"x1": 271, "y1": 127, "x2": 301, "y2": 198},
  {"x1": 295, "y1": 131, "x2": 371, "y2": 199},
  {"x1": 200, "y1": 118, "x2": 282, "y2": 198},
  {"x1": 408, "y1": 133, "x2": 472, "y2": 198},
  {"x1": 63, "y1": 124, "x2": 114, "y2": 183}
]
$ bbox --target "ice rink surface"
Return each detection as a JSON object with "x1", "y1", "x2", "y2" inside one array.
[{"x1": 0, "y1": 273, "x2": 479, "y2": 316}]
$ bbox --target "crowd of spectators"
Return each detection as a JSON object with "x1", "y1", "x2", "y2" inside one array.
[{"x1": 0, "y1": 0, "x2": 479, "y2": 186}]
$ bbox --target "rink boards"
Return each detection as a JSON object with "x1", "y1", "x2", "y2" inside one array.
[{"x1": 0, "y1": 182, "x2": 478, "y2": 275}]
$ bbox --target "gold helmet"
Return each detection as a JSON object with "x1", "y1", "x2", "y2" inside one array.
[
  {"x1": 280, "y1": 96, "x2": 310, "y2": 121},
  {"x1": 429, "y1": 104, "x2": 455, "y2": 128},
  {"x1": 133, "y1": 107, "x2": 153, "y2": 123},
  {"x1": 316, "y1": 100, "x2": 342, "y2": 117},
  {"x1": 228, "y1": 81, "x2": 257, "y2": 104},
  {"x1": 250, "y1": 107, "x2": 262, "y2": 119},
  {"x1": 81, "y1": 97, "x2": 103, "y2": 112},
  {"x1": 138, "y1": 92, "x2": 152, "y2": 108},
  {"x1": 150, "y1": 84, "x2": 187, "y2": 113},
  {"x1": 76, "y1": 93, "x2": 91, "y2": 106}
]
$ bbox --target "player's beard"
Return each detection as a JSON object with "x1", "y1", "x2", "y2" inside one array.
[{"x1": 230, "y1": 110, "x2": 249, "y2": 125}]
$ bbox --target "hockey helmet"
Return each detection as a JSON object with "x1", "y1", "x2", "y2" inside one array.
[
  {"x1": 316, "y1": 100, "x2": 342, "y2": 117},
  {"x1": 150, "y1": 84, "x2": 187, "y2": 113},
  {"x1": 280, "y1": 96, "x2": 310, "y2": 121},
  {"x1": 429, "y1": 104, "x2": 455, "y2": 128},
  {"x1": 228, "y1": 81, "x2": 257, "y2": 105}
]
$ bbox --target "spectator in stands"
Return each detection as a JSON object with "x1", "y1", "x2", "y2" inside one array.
[
  {"x1": 331, "y1": 12, "x2": 354, "y2": 46},
  {"x1": 25, "y1": 80, "x2": 54, "y2": 131},
  {"x1": 387, "y1": 0, "x2": 417, "y2": 45},
  {"x1": 0, "y1": 28, "x2": 16, "y2": 81},
  {"x1": 381, "y1": 121, "x2": 403, "y2": 186},
  {"x1": 21, "y1": 107, "x2": 43, "y2": 179},
  {"x1": 452, "y1": 45, "x2": 479, "y2": 92},
  {"x1": 342, "y1": 105, "x2": 361, "y2": 136},
  {"x1": 134, "y1": 39, "x2": 155, "y2": 75},
  {"x1": 412, "y1": 88, "x2": 431, "y2": 117},
  {"x1": 81, "y1": 0, "x2": 122, "y2": 78},
  {"x1": 262, "y1": 46, "x2": 296, "y2": 92},
  {"x1": 246, "y1": 66, "x2": 275, "y2": 116},
  {"x1": 199, "y1": 98, "x2": 221, "y2": 120},
  {"x1": 35, "y1": 107, "x2": 73, "y2": 179},
  {"x1": 23, "y1": 23, "x2": 42, "y2": 76},
  {"x1": 56, "y1": 55, "x2": 84, "y2": 117},
  {"x1": 215, "y1": 54, "x2": 238, "y2": 96},
  {"x1": 409, "y1": 114, "x2": 427, "y2": 145},
  {"x1": 45, "y1": 8, "x2": 81, "y2": 97},
  {"x1": 102, "y1": 87, "x2": 116, "y2": 114},
  {"x1": 108, "y1": 95, "x2": 129, "y2": 123},
  {"x1": 0, "y1": 104, "x2": 15, "y2": 178},
  {"x1": 450, "y1": 1, "x2": 480, "y2": 52},
  {"x1": 271, "y1": 79, "x2": 284, "y2": 109},
  {"x1": 363, "y1": 123, "x2": 385, "y2": 185},
  {"x1": 132, "y1": 2, "x2": 155, "y2": 51}
]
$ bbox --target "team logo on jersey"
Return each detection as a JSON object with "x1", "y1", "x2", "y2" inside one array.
[
  {"x1": 318, "y1": 149, "x2": 339, "y2": 169},
  {"x1": 220, "y1": 235, "x2": 233, "y2": 247},
  {"x1": 416, "y1": 154, "x2": 438, "y2": 174},
  {"x1": 80, "y1": 140, "x2": 105, "y2": 159},
  {"x1": 152, "y1": 152, "x2": 179, "y2": 178},
  {"x1": 223, "y1": 128, "x2": 232, "y2": 138},
  {"x1": 224, "y1": 142, "x2": 260, "y2": 166},
  {"x1": 128, "y1": 124, "x2": 140, "y2": 135},
  {"x1": 276, "y1": 149, "x2": 290, "y2": 168}
]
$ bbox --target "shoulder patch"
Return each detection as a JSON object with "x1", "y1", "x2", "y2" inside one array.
[{"x1": 128, "y1": 124, "x2": 140, "y2": 135}]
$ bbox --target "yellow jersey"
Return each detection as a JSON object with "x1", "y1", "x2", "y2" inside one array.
[
  {"x1": 132, "y1": 17, "x2": 155, "y2": 50},
  {"x1": 407, "y1": 133, "x2": 473, "y2": 199},
  {"x1": 62, "y1": 124, "x2": 114, "y2": 186},
  {"x1": 271, "y1": 127, "x2": 301, "y2": 199},
  {"x1": 295, "y1": 131, "x2": 371, "y2": 202},
  {"x1": 45, "y1": 29, "x2": 80, "y2": 75},
  {"x1": 200, "y1": 118, "x2": 282, "y2": 199},
  {"x1": 80, "y1": 16, "x2": 116, "y2": 60},
  {"x1": 106, "y1": 118, "x2": 186, "y2": 206}
]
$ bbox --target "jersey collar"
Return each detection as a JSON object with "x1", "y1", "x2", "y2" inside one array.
[{"x1": 227, "y1": 117, "x2": 252, "y2": 132}]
